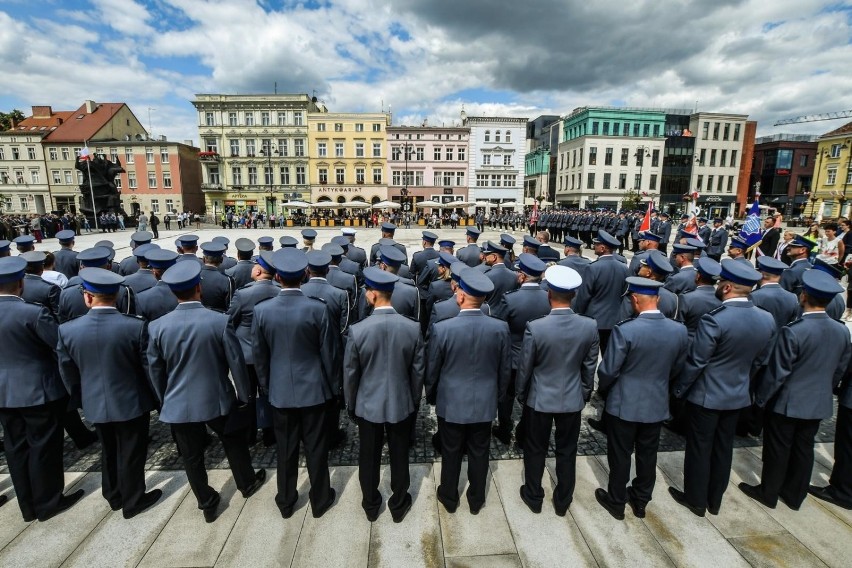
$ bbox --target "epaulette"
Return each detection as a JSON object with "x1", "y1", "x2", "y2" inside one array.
[
  {"x1": 504, "y1": 288, "x2": 520, "y2": 296},
  {"x1": 527, "y1": 313, "x2": 548, "y2": 324},
  {"x1": 306, "y1": 295, "x2": 327, "y2": 304},
  {"x1": 120, "y1": 313, "x2": 145, "y2": 320},
  {"x1": 707, "y1": 305, "x2": 726, "y2": 316},
  {"x1": 401, "y1": 314, "x2": 419, "y2": 323},
  {"x1": 784, "y1": 318, "x2": 805, "y2": 328},
  {"x1": 613, "y1": 316, "x2": 636, "y2": 327}
]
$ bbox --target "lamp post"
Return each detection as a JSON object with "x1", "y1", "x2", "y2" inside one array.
[
  {"x1": 635, "y1": 146, "x2": 651, "y2": 193},
  {"x1": 812, "y1": 149, "x2": 828, "y2": 221},
  {"x1": 259, "y1": 142, "x2": 279, "y2": 217},
  {"x1": 841, "y1": 140, "x2": 851, "y2": 218}
]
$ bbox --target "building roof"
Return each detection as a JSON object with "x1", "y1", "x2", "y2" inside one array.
[
  {"x1": 820, "y1": 120, "x2": 852, "y2": 140},
  {"x1": 1, "y1": 106, "x2": 74, "y2": 136},
  {"x1": 43, "y1": 102, "x2": 128, "y2": 143}
]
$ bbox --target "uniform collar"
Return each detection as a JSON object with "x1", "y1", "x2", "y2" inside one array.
[{"x1": 279, "y1": 289, "x2": 303, "y2": 295}]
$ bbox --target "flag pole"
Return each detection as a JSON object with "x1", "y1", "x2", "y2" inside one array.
[{"x1": 84, "y1": 140, "x2": 98, "y2": 231}]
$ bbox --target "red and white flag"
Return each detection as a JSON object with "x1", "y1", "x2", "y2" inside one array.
[
  {"x1": 639, "y1": 200, "x2": 652, "y2": 232},
  {"x1": 531, "y1": 199, "x2": 539, "y2": 224},
  {"x1": 79, "y1": 147, "x2": 91, "y2": 161}
]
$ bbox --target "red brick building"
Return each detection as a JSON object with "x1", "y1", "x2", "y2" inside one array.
[
  {"x1": 749, "y1": 134, "x2": 818, "y2": 219},
  {"x1": 735, "y1": 120, "x2": 757, "y2": 216}
]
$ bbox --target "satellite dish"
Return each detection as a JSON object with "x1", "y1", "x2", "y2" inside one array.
[
  {"x1": 135, "y1": 134, "x2": 143, "y2": 141},
  {"x1": 124, "y1": 134, "x2": 131, "y2": 141}
]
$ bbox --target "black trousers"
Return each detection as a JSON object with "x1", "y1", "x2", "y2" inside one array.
[
  {"x1": 683, "y1": 402, "x2": 740, "y2": 511},
  {"x1": 598, "y1": 329, "x2": 612, "y2": 356},
  {"x1": 438, "y1": 419, "x2": 491, "y2": 510},
  {"x1": 172, "y1": 414, "x2": 256, "y2": 510},
  {"x1": 0, "y1": 399, "x2": 66, "y2": 519},
  {"x1": 358, "y1": 414, "x2": 413, "y2": 517},
  {"x1": 521, "y1": 406, "x2": 581, "y2": 510},
  {"x1": 95, "y1": 412, "x2": 150, "y2": 513},
  {"x1": 760, "y1": 412, "x2": 820, "y2": 508},
  {"x1": 273, "y1": 403, "x2": 331, "y2": 514},
  {"x1": 62, "y1": 407, "x2": 95, "y2": 447},
  {"x1": 496, "y1": 369, "x2": 523, "y2": 436},
  {"x1": 606, "y1": 413, "x2": 663, "y2": 506},
  {"x1": 830, "y1": 405, "x2": 852, "y2": 504}
]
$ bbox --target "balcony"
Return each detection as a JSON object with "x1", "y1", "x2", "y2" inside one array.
[
  {"x1": 198, "y1": 151, "x2": 220, "y2": 162},
  {"x1": 201, "y1": 183, "x2": 223, "y2": 192}
]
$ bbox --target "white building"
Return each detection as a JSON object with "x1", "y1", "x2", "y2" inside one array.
[
  {"x1": 689, "y1": 112, "x2": 749, "y2": 218},
  {"x1": 463, "y1": 114, "x2": 528, "y2": 206}
]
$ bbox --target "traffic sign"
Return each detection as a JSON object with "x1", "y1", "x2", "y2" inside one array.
[{"x1": 403, "y1": 203, "x2": 411, "y2": 211}]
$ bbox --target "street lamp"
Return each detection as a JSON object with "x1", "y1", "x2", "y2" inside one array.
[
  {"x1": 635, "y1": 146, "x2": 651, "y2": 192},
  {"x1": 259, "y1": 142, "x2": 279, "y2": 217},
  {"x1": 812, "y1": 149, "x2": 829, "y2": 221},
  {"x1": 841, "y1": 140, "x2": 851, "y2": 218}
]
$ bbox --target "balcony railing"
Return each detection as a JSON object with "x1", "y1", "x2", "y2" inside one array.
[
  {"x1": 198, "y1": 151, "x2": 220, "y2": 162},
  {"x1": 201, "y1": 183, "x2": 223, "y2": 191}
]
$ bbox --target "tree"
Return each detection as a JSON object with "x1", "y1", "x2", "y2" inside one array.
[
  {"x1": 0, "y1": 110, "x2": 25, "y2": 131},
  {"x1": 621, "y1": 189, "x2": 642, "y2": 211}
]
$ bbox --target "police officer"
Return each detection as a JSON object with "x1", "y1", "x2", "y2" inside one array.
[
  {"x1": 278, "y1": 235, "x2": 298, "y2": 249},
  {"x1": 342, "y1": 228, "x2": 368, "y2": 269},
  {"x1": 56, "y1": 268, "x2": 162, "y2": 519},
  {"x1": 677, "y1": 257, "x2": 723, "y2": 343},
  {"x1": 750, "y1": 257, "x2": 799, "y2": 328},
  {"x1": 252, "y1": 249, "x2": 338, "y2": 519},
  {"x1": 0, "y1": 239, "x2": 10, "y2": 258},
  {"x1": 359, "y1": 246, "x2": 420, "y2": 321},
  {"x1": 13, "y1": 235, "x2": 36, "y2": 254},
  {"x1": 500, "y1": 234, "x2": 517, "y2": 268},
  {"x1": 135, "y1": 249, "x2": 179, "y2": 321},
  {"x1": 809, "y1": 259, "x2": 847, "y2": 320},
  {"x1": 657, "y1": 212, "x2": 672, "y2": 255},
  {"x1": 258, "y1": 236, "x2": 275, "y2": 252},
  {"x1": 59, "y1": 246, "x2": 135, "y2": 323},
  {"x1": 344, "y1": 267, "x2": 425, "y2": 523},
  {"x1": 323, "y1": 243, "x2": 359, "y2": 321},
  {"x1": 303, "y1": 251, "x2": 350, "y2": 333},
  {"x1": 573, "y1": 230, "x2": 629, "y2": 354},
  {"x1": 492, "y1": 253, "x2": 550, "y2": 446},
  {"x1": 595, "y1": 277, "x2": 688, "y2": 520},
  {"x1": 370, "y1": 223, "x2": 407, "y2": 265},
  {"x1": 21, "y1": 251, "x2": 61, "y2": 315},
  {"x1": 740, "y1": 269, "x2": 852, "y2": 510},
  {"x1": 301, "y1": 228, "x2": 317, "y2": 252},
  {"x1": 331, "y1": 236, "x2": 363, "y2": 285},
  {"x1": 411, "y1": 231, "x2": 439, "y2": 283},
  {"x1": 198, "y1": 242, "x2": 235, "y2": 312},
  {"x1": 619, "y1": 250, "x2": 677, "y2": 320},
  {"x1": 119, "y1": 231, "x2": 154, "y2": 276},
  {"x1": 779, "y1": 234, "x2": 817, "y2": 296},
  {"x1": 123, "y1": 244, "x2": 160, "y2": 295},
  {"x1": 726, "y1": 236, "x2": 751, "y2": 263},
  {"x1": 665, "y1": 243, "x2": 699, "y2": 295},
  {"x1": 0, "y1": 256, "x2": 85, "y2": 522},
  {"x1": 147, "y1": 261, "x2": 265, "y2": 523},
  {"x1": 175, "y1": 234, "x2": 203, "y2": 264},
  {"x1": 706, "y1": 218, "x2": 728, "y2": 262},
  {"x1": 429, "y1": 261, "x2": 492, "y2": 329},
  {"x1": 53, "y1": 229, "x2": 79, "y2": 279},
  {"x1": 416, "y1": 239, "x2": 455, "y2": 293},
  {"x1": 424, "y1": 252, "x2": 457, "y2": 324},
  {"x1": 213, "y1": 236, "x2": 237, "y2": 271},
  {"x1": 456, "y1": 227, "x2": 483, "y2": 267},
  {"x1": 425, "y1": 268, "x2": 511, "y2": 514},
  {"x1": 516, "y1": 265, "x2": 598, "y2": 516},
  {"x1": 483, "y1": 241, "x2": 520, "y2": 315},
  {"x1": 226, "y1": 238, "x2": 256, "y2": 289},
  {"x1": 558, "y1": 236, "x2": 591, "y2": 277},
  {"x1": 671, "y1": 259, "x2": 776, "y2": 517}
]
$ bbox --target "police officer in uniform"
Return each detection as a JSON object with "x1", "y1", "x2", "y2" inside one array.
[
  {"x1": 147, "y1": 261, "x2": 265, "y2": 523},
  {"x1": 59, "y1": 247, "x2": 135, "y2": 323},
  {"x1": 175, "y1": 234, "x2": 203, "y2": 264},
  {"x1": 53, "y1": 229, "x2": 79, "y2": 279},
  {"x1": 213, "y1": 236, "x2": 237, "y2": 271},
  {"x1": 301, "y1": 229, "x2": 317, "y2": 252},
  {"x1": 359, "y1": 246, "x2": 420, "y2": 321},
  {"x1": 750, "y1": 257, "x2": 799, "y2": 328},
  {"x1": 618, "y1": 250, "x2": 678, "y2": 320},
  {"x1": 779, "y1": 234, "x2": 816, "y2": 296},
  {"x1": 455, "y1": 227, "x2": 482, "y2": 267},
  {"x1": 0, "y1": 257, "x2": 85, "y2": 522},
  {"x1": 331, "y1": 236, "x2": 363, "y2": 285},
  {"x1": 258, "y1": 236, "x2": 275, "y2": 253},
  {"x1": 665, "y1": 243, "x2": 699, "y2": 295},
  {"x1": 226, "y1": 238, "x2": 256, "y2": 289},
  {"x1": 426, "y1": 268, "x2": 511, "y2": 514},
  {"x1": 252, "y1": 249, "x2": 338, "y2": 519},
  {"x1": 21, "y1": 251, "x2": 61, "y2": 315},
  {"x1": 558, "y1": 236, "x2": 591, "y2": 277},
  {"x1": 671, "y1": 259, "x2": 776, "y2": 517},
  {"x1": 135, "y1": 249, "x2": 179, "y2": 321},
  {"x1": 416, "y1": 239, "x2": 455, "y2": 293},
  {"x1": 119, "y1": 231, "x2": 154, "y2": 276},
  {"x1": 198, "y1": 242, "x2": 235, "y2": 311},
  {"x1": 483, "y1": 241, "x2": 520, "y2": 315},
  {"x1": 323, "y1": 243, "x2": 359, "y2": 322},
  {"x1": 342, "y1": 228, "x2": 368, "y2": 269},
  {"x1": 429, "y1": 261, "x2": 492, "y2": 328},
  {"x1": 370, "y1": 223, "x2": 407, "y2": 266},
  {"x1": 706, "y1": 218, "x2": 728, "y2": 262},
  {"x1": 677, "y1": 257, "x2": 723, "y2": 343},
  {"x1": 424, "y1": 252, "x2": 457, "y2": 325},
  {"x1": 56, "y1": 268, "x2": 162, "y2": 519},
  {"x1": 595, "y1": 277, "x2": 688, "y2": 520},
  {"x1": 344, "y1": 267, "x2": 425, "y2": 523},
  {"x1": 14, "y1": 235, "x2": 36, "y2": 254},
  {"x1": 411, "y1": 231, "x2": 439, "y2": 283},
  {"x1": 740, "y1": 269, "x2": 852, "y2": 510},
  {"x1": 726, "y1": 236, "x2": 751, "y2": 264},
  {"x1": 516, "y1": 266, "x2": 598, "y2": 516},
  {"x1": 628, "y1": 231, "x2": 661, "y2": 276},
  {"x1": 303, "y1": 251, "x2": 350, "y2": 333},
  {"x1": 123, "y1": 244, "x2": 160, "y2": 295},
  {"x1": 0, "y1": 239, "x2": 10, "y2": 258}
]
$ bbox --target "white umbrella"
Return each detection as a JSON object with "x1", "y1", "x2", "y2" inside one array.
[
  {"x1": 474, "y1": 200, "x2": 493, "y2": 207},
  {"x1": 312, "y1": 201, "x2": 339, "y2": 208},
  {"x1": 345, "y1": 201, "x2": 371, "y2": 209},
  {"x1": 452, "y1": 201, "x2": 475, "y2": 207},
  {"x1": 372, "y1": 200, "x2": 401, "y2": 209},
  {"x1": 281, "y1": 200, "x2": 313, "y2": 208},
  {"x1": 417, "y1": 200, "x2": 444, "y2": 207},
  {"x1": 499, "y1": 201, "x2": 517, "y2": 207}
]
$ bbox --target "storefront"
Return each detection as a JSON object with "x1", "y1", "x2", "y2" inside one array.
[{"x1": 697, "y1": 195, "x2": 736, "y2": 220}]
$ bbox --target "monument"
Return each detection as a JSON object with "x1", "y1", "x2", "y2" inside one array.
[{"x1": 75, "y1": 153, "x2": 127, "y2": 224}]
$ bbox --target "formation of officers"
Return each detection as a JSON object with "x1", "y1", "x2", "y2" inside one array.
[{"x1": 0, "y1": 217, "x2": 850, "y2": 528}]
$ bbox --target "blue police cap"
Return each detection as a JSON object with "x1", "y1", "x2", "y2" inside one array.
[
  {"x1": 56, "y1": 230, "x2": 76, "y2": 243},
  {"x1": 685, "y1": 238, "x2": 706, "y2": 250},
  {"x1": 639, "y1": 231, "x2": 662, "y2": 243},
  {"x1": 331, "y1": 236, "x2": 350, "y2": 250},
  {"x1": 279, "y1": 236, "x2": 298, "y2": 248},
  {"x1": 756, "y1": 256, "x2": 788, "y2": 275},
  {"x1": 77, "y1": 247, "x2": 112, "y2": 268},
  {"x1": 80, "y1": 267, "x2": 124, "y2": 294},
  {"x1": 179, "y1": 235, "x2": 199, "y2": 247},
  {"x1": 713, "y1": 218, "x2": 723, "y2": 223},
  {"x1": 200, "y1": 242, "x2": 226, "y2": 257},
  {"x1": 438, "y1": 251, "x2": 456, "y2": 268},
  {"x1": 381, "y1": 222, "x2": 397, "y2": 233},
  {"x1": 378, "y1": 238, "x2": 396, "y2": 247},
  {"x1": 307, "y1": 250, "x2": 332, "y2": 270},
  {"x1": 212, "y1": 236, "x2": 230, "y2": 246},
  {"x1": 642, "y1": 250, "x2": 674, "y2": 275},
  {"x1": 301, "y1": 229, "x2": 317, "y2": 240},
  {"x1": 466, "y1": 227, "x2": 481, "y2": 239},
  {"x1": 271, "y1": 249, "x2": 308, "y2": 280},
  {"x1": 13, "y1": 235, "x2": 35, "y2": 249},
  {"x1": 523, "y1": 235, "x2": 541, "y2": 250},
  {"x1": 0, "y1": 256, "x2": 27, "y2": 283},
  {"x1": 96, "y1": 240, "x2": 115, "y2": 249},
  {"x1": 161, "y1": 260, "x2": 202, "y2": 291},
  {"x1": 363, "y1": 266, "x2": 398, "y2": 292},
  {"x1": 131, "y1": 231, "x2": 153, "y2": 244},
  {"x1": 544, "y1": 265, "x2": 582, "y2": 293},
  {"x1": 500, "y1": 234, "x2": 516, "y2": 248},
  {"x1": 21, "y1": 251, "x2": 46, "y2": 265},
  {"x1": 802, "y1": 268, "x2": 844, "y2": 299},
  {"x1": 626, "y1": 276, "x2": 664, "y2": 296},
  {"x1": 593, "y1": 230, "x2": 620, "y2": 249},
  {"x1": 146, "y1": 249, "x2": 179, "y2": 270},
  {"x1": 811, "y1": 258, "x2": 845, "y2": 280},
  {"x1": 728, "y1": 236, "x2": 750, "y2": 250},
  {"x1": 438, "y1": 239, "x2": 455, "y2": 249},
  {"x1": 660, "y1": 212, "x2": 670, "y2": 218},
  {"x1": 422, "y1": 231, "x2": 438, "y2": 243},
  {"x1": 485, "y1": 241, "x2": 509, "y2": 255},
  {"x1": 133, "y1": 243, "x2": 159, "y2": 259},
  {"x1": 450, "y1": 261, "x2": 467, "y2": 282},
  {"x1": 457, "y1": 267, "x2": 495, "y2": 297},
  {"x1": 341, "y1": 228, "x2": 357, "y2": 236},
  {"x1": 677, "y1": 229, "x2": 696, "y2": 241},
  {"x1": 696, "y1": 257, "x2": 722, "y2": 279},
  {"x1": 518, "y1": 253, "x2": 546, "y2": 277},
  {"x1": 321, "y1": 243, "x2": 345, "y2": 259},
  {"x1": 0, "y1": 240, "x2": 10, "y2": 254},
  {"x1": 257, "y1": 251, "x2": 275, "y2": 273},
  {"x1": 379, "y1": 245, "x2": 406, "y2": 268},
  {"x1": 235, "y1": 238, "x2": 255, "y2": 253},
  {"x1": 258, "y1": 236, "x2": 274, "y2": 249},
  {"x1": 791, "y1": 234, "x2": 818, "y2": 249},
  {"x1": 719, "y1": 258, "x2": 761, "y2": 286},
  {"x1": 672, "y1": 243, "x2": 697, "y2": 254},
  {"x1": 563, "y1": 236, "x2": 583, "y2": 249}
]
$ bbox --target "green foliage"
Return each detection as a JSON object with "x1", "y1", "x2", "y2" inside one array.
[
  {"x1": 621, "y1": 189, "x2": 642, "y2": 211},
  {"x1": 0, "y1": 110, "x2": 25, "y2": 131}
]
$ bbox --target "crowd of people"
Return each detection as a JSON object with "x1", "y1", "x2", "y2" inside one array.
[{"x1": 0, "y1": 215, "x2": 849, "y2": 531}]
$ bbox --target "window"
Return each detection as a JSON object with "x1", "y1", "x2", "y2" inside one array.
[
  {"x1": 372, "y1": 123, "x2": 381, "y2": 132},
  {"x1": 355, "y1": 142, "x2": 365, "y2": 158},
  {"x1": 296, "y1": 166, "x2": 306, "y2": 185},
  {"x1": 846, "y1": 167, "x2": 852, "y2": 185},
  {"x1": 720, "y1": 150, "x2": 727, "y2": 167},
  {"x1": 333, "y1": 123, "x2": 343, "y2": 132},
  {"x1": 416, "y1": 147, "x2": 424, "y2": 161},
  {"x1": 392, "y1": 146, "x2": 402, "y2": 161},
  {"x1": 245, "y1": 139, "x2": 256, "y2": 156},
  {"x1": 11, "y1": 147, "x2": 19, "y2": 160},
  {"x1": 209, "y1": 167, "x2": 220, "y2": 185},
  {"x1": 355, "y1": 123, "x2": 364, "y2": 132},
  {"x1": 148, "y1": 172, "x2": 157, "y2": 188},
  {"x1": 151, "y1": 200, "x2": 159, "y2": 213},
  {"x1": 707, "y1": 175, "x2": 714, "y2": 191},
  {"x1": 19, "y1": 197, "x2": 28, "y2": 211},
  {"x1": 229, "y1": 112, "x2": 238, "y2": 126},
  {"x1": 124, "y1": 149, "x2": 134, "y2": 164},
  {"x1": 372, "y1": 167, "x2": 382, "y2": 184},
  {"x1": 245, "y1": 112, "x2": 254, "y2": 126},
  {"x1": 160, "y1": 147, "x2": 169, "y2": 163},
  {"x1": 30, "y1": 170, "x2": 40, "y2": 184},
  {"x1": 643, "y1": 124, "x2": 650, "y2": 137},
  {"x1": 733, "y1": 123, "x2": 741, "y2": 141},
  {"x1": 434, "y1": 172, "x2": 443, "y2": 186},
  {"x1": 635, "y1": 150, "x2": 644, "y2": 167},
  {"x1": 248, "y1": 166, "x2": 258, "y2": 185},
  {"x1": 476, "y1": 174, "x2": 488, "y2": 187},
  {"x1": 27, "y1": 147, "x2": 36, "y2": 160},
  {"x1": 651, "y1": 149, "x2": 660, "y2": 167},
  {"x1": 589, "y1": 146, "x2": 597, "y2": 165},
  {"x1": 294, "y1": 139, "x2": 305, "y2": 157},
  {"x1": 261, "y1": 112, "x2": 270, "y2": 126},
  {"x1": 702, "y1": 122, "x2": 709, "y2": 140},
  {"x1": 232, "y1": 166, "x2": 242, "y2": 185},
  {"x1": 128, "y1": 173, "x2": 137, "y2": 189},
  {"x1": 504, "y1": 174, "x2": 516, "y2": 187},
  {"x1": 483, "y1": 154, "x2": 491, "y2": 165},
  {"x1": 280, "y1": 166, "x2": 290, "y2": 184},
  {"x1": 620, "y1": 148, "x2": 629, "y2": 166},
  {"x1": 205, "y1": 112, "x2": 214, "y2": 126},
  {"x1": 649, "y1": 174, "x2": 657, "y2": 190},
  {"x1": 318, "y1": 168, "x2": 328, "y2": 184},
  {"x1": 603, "y1": 173, "x2": 611, "y2": 189},
  {"x1": 613, "y1": 123, "x2": 620, "y2": 136},
  {"x1": 264, "y1": 166, "x2": 273, "y2": 185},
  {"x1": 484, "y1": 131, "x2": 491, "y2": 142},
  {"x1": 495, "y1": 131, "x2": 501, "y2": 142},
  {"x1": 335, "y1": 168, "x2": 345, "y2": 184},
  {"x1": 166, "y1": 199, "x2": 174, "y2": 211},
  {"x1": 710, "y1": 149, "x2": 717, "y2": 167},
  {"x1": 730, "y1": 150, "x2": 737, "y2": 167},
  {"x1": 727, "y1": 176, "x2": 734, "y2": 193},
  {"x1": 696, "y1": 175, "x2": 703, "y2": 190},
  {"x1": 434, "y1": 147, "x2": 442, "y2": 161},
  {"x1": 653, "y1": 125, "x2": 660, "y2": 137},
  {"x1": 830, "y1": 144, "x2": 842, "y2": 158},
  {"x1": 372, "y1": 143, "x2": 381, "y2": 157},
  {"x1": 230, "y1": 139, "x2": 240, "y2": 156},
  {"x1": 623, "y1": 123, "x2": 630, "y2": 136},
  {"x1": 634, "y1": 173, "x2": 641, "y2": 188},
  {"x1": 602, "y1": 122, "x2": 610, "y2": 136},
  {"x1": 587, "y1": 172, "x2": 595, "y2": 189},
  {"x1": 61, "y1": 147, "x2": 70, "y2": 160},
  {"x1": 14, "y1": 170, "x2": 23, "y2": 184},
  {"x1": 146, "y1": 147, "x2": 154, "y2": 163},
  {"x1": 317, "y1": 123, "x2": 326, "y2": 132},
  {"x1": 712, "y1": 122, "x2": 720, "y2": 140},
  {"x1": 64, "y1": 170, "x2": 73, "y2": 184},
  {"x1": 504, "y1": 155, "x2": 512, "y2": 166},
  {"x1": 571, "y1": 150, "x2": 576, "y2": 168},
  {"x1": 592, "y1": 122, "x2": 599, "y2": 135},
  {"x1": 110, "y1": 148, "x2": 118, "y2": 162},
  {"x1": 605, "y1": 148, "x2": 613, "y2": 165},
  {"x1": 163, "y1": 174, "x2": 172, "y2": 188},
  {"x1": 278, "y1": 139, "x2": 288, "y2": 157},
  {"x1": 317, "y1": 142, "x2": 327, "y2": 157},
  {"x1": 827, "y1": 168, "x2": 837, "y2": 184},
  {"x1": 699, "y1": 149, "x2": 706, "y2": 166},
  {"x1": 114, "y1": 177, "x2": 122, "y2": 189},
  {"x1": 356, "y1": 168, "x2": 365, "y2": 183},
  {"x1": 51, "y1": 170, "x2": 61, "y2": 183},
  {"x1": 49, "y1": 148, "x2": 57, "y2": 160},
  {"x1": 335, "y1": 142, "x2": 344, "y2": 158},
  {"x1": 799, "y1": 154, "x2": 808, "y2": 167},
  {"x1": 618, "y1": 173, "x2": 627, "y2": 189},
  {"x1": 717, "y1": 176, "x2": 724, "y2": 192},
  {"x1": 445, "y1": 147, "x2": 453, "y2": 161},
  {"x1": 294, "y1": 112, "x2": 303, "y2": 126},
  {"x1": 204, "y1": 138, "x2": 218, "y2": 153}
]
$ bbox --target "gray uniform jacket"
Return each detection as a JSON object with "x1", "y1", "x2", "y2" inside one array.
[
  {"x1": 573, "y1": 255, "x2": 629, "y2": 331},
  {"x1": 22, "y1": 274, "x2": 60, "y2": 315},
  {"x1": 147, "y1": 302, "x2": 250, "y2": 423},
  {"x1": 456, "y1": 244, "x2": 482, "y2": 268},
  {"x1": 673, "y1": 300, "x2": 776, "y2": 410},
  {"x1": 706, "y1": 228, "x2": 728, "y2": 257},
  {"x1": 327, "y1": 265, "x2": 358, "y2": 311},
  {"x1": 344, "y1": 307, "x2": 426, "y2": 424},
  {"x1": 370, "y1": 241, "x2": 408, "y2": 265},
  {"x1": 677, "y1": 285, "x2": 722, "y2": 343},
  {"x1": 495, "y1": 284, "x2": 551, "y2": 369},
  {"x1": 425, "y1": 311, "x2": 511, "y2": 424},
  {"x1": 749, "y1": 283, "x2": 799, "y2": 328},
  {"x1": 779, "y1": 259, "x2": 811, "y2": 297},
  {"x1": 118, "y1": 256, "x2": 140, "y2": 277},
  {"x1": 755, "y1": 313, "x2": 852, "y2": 420},
  {"x1": 200, "y1": 265, "x2": 234, "y2": 312},
  {"x1": 226, "y1": 279, "x2": 280, "y2": 365},
  {"x1": 429, "y1": 297, "x2": 490, "y2": 331},
  {"x1": 302, "y1": 277, "x2": 350, "y2": 333},
  {"x1": 557, "y1": 255, "x2": 591, "y2": 277},
  {"x1": 123, "y1": 268, "x2": 158, "y2": 295},
  {"x1": 359, "y1": 280, "x2": 420, "y2": 322},
  {"x1": 220, "y1": 256, "x2": 237, "y2": 271},
  {"x1": 0, "y1": 296, "x2": 67, "y2": 407},
  {"x1": 57, "y1": 307, "x2": 157, "y2": 423},
  {"x1": 416, "y1": 258, "x2": 439, "y2": 291},
  {"x1": 516, "y1": 308, "x2": 599, "y2": 414},
  {"x1": 411, "y1": 248, "x2": 439, "y2": 283},
  {"x1": 599, "y1": 312, "x2": 688, "y2": 423},
  {"x1": 53, "y1": 248, "x2": 79, "y2": 279},
  {"x1": 252, "y1": 289, "x2": 339, "y2": 409},
  {"x1": 225, "y1": 260, "x2": 255, "y2": 289},
  {"x1": 486, "y1": 263, "x2": 520, "y2": 314},
  {"x1": 698, "y1": 225, "x2": 712, "y2": 243},
  {"x1": 618, "y1": 287, "x2": 678, "y2": 321},
  {"x1": 665, "y1": 266, "x2": 697, "y2": 295},
  {"x1": 58, "y1": 276, "x2": 134, "y2": 323},
  {"x1": 628, "y1": 250, "x2": 648, "y2": 276},
  {"x1": 135, "y1": 281, "x2": 178, "y2": 321},
  {"x1": 176, "y1": 254, "x2": 204, "y2": 266},
  {"x1": 346, "y1": 245, "x2": 368, "y2": 269}
]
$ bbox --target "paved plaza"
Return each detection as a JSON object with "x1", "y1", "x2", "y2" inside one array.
[{"x1": 0, "y1": 225, "x2": 850, "y2": 566}]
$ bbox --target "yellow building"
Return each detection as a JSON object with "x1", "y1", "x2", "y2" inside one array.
[
  {"x1": 307, "y1": 112, "x2": 390, "y2": 207},
  {"x1": 813, "y1": 121, "x2": 852, "y2": 219}
]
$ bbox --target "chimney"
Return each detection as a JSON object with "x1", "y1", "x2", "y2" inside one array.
[
  {"x1": 31, "y1": 106, "x2": 53, "y2": 118},
  {"x1": 84, "y1": 100, "x2": 96, "y2": 113}
]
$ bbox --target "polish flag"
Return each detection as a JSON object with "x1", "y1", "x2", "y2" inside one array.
[
  {"x1": 639, "y1": 200, "x2": 652, "y2": 232},
  {"x1": 79, "y1": 147, "x2": 91, "y2": 161}
]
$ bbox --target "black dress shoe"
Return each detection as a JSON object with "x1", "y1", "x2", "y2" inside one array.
[
  {"x1": 123, "y1": 490, "x2": 163, "y2": 519},
  {"x1": 262, "y1": 428, "x2": 276, "y2": 447},
  {"x1": 391, "y1": 494, "x2": 413, "y2": 523},
  {"x1": 491, "y1": 425, "x2": 512, "y2": 445},
  {"x1": 74, "y1": 432, "x2": 99, "y2": 451},
  {"x1": 312, "y1": 488, "x2": 336, "y2": 518},
  {"x1": 627, "y1": 494, "x2": 646, "y2": 518},
  {"x1": 552, "y1": 495, "x2": 571, "y2": 517},
  {"x1": 0, "y1": 494, "x2": 8, "y2": 508},
  {"x1": 594, "y1": 489, "x2": 625, "y2": 520},
  {"x1": 778, "y1": 493, "x2": 800, "y2": 511},
  {"x1": 203, "y1": 493, "x2": 221, "y2": 523},
  {"x1": 469, "y1": 502, "x2": 484, "y2": 515},
  {"x1": 808, "y1": 485, "x2": 852, "y2": 510},
  {"x1": 365, "y1": 508, "x2": 379, "y2": 522},
  {"x1": 436, "y1": 493, "x2": 457, "y2": 514},
  {"x1": 519, "y1": 486, "x2": 542, "y2": 514},
  {"x1": 668, "y1": 487, "x2": 705, "y2": 517},
  {"x1": 109, "y1": 501, "x2": 122, "y2": 511},
  {"x1": 279, "y1": 505, "x2": 295, "y2": 519},
  {"x1": 587, "y1": 418, "x2": 607, "y2": 434},
  {"x1": 708, "y1": 504, "x2": 720, "y2": 516},
  {"x1": 241, "y1": 469, "x2": 267, "y2": 498},
  {"x1": 738, "y1": 482, "x2": 775, "y2": 509},
  {"x1": 38, "y1": 489, "x2": 85, "y2": 522}
]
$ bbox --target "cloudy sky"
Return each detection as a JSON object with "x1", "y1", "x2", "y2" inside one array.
[{"x1": 1, "y1": 0, "x2": 850, "y2": 144}]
